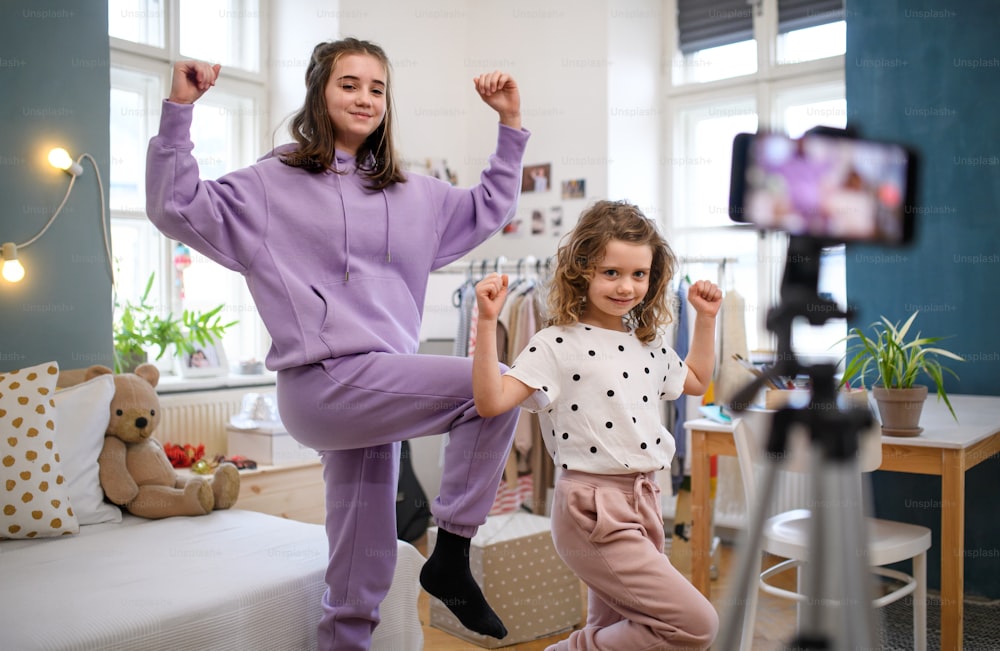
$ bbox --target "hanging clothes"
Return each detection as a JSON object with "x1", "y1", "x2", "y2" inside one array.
[
  {"x1": 670, "y1": 277, "x2": 691, "y2": 494},
  {"x1": 493, "y1": 272, "x2": 547, "y2": 513},
  {"x1": 505, "y1": 279, "x2": 540, "y2": 466},
  {"x1": 713, "y1": 288, "x2": 754, "y2": 406},
  {"x1": 452, "y1": 278, "x2": 476, "y2": 358},
  {"x1": 450, "y1": 260, "x2": 545, "y2": 514}
]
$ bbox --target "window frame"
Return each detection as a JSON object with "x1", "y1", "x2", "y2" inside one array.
[
  {"x1": 109, "y1": 0, "x2": 271, "y2": 372},
  {"x1": 662, "y1": 0, "x2": 846, "y2": 357}
]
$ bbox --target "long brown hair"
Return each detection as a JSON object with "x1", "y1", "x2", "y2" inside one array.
[
  {"x1": 281, "y1": 38, "x2": 406, "y2": 190},
  {"x1": 547, "y1": 200, "x2": 677, "y2": 343}
]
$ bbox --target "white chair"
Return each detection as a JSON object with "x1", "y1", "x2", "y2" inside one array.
[{"x1": 729, "y1": 407, "x2": 930, "y2": 651}]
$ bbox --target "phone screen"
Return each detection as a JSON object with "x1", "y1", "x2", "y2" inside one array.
[{"x1": 729, "y1": 131, "x2": 915, "y2": 244}]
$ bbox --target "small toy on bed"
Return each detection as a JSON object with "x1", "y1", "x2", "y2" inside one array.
[{"x1": 69, "y1": 363, "x2": 240, "y2": 518}]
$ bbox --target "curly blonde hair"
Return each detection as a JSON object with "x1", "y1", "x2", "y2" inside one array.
[{"x1": 547, "y1": 200, "x2": 677, "y2": 343}]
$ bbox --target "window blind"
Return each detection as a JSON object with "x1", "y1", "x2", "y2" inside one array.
[
  {"x1": 677, "y1": 0, "x2": 844, "y2": 55},
  {"x1": 677, "y1": 0, "x2": 753, "y2": 55},
  {"x1": 778, "y1": 0, "x2": 844, "y2": 34}
]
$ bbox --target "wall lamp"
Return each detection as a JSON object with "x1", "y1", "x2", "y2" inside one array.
[{"x1": 1, "y1": 147, "x2": 112, "y2": 284}]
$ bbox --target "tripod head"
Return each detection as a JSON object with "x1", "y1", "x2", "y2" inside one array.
[
  {"x1": 729, "y1": 234, "x2": 872, "y2": 463},
  {"x1": 730, "y1": 236, "x2": 844, "y2": 400}
]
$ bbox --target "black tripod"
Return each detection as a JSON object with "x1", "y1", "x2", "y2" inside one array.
[{"x1": 715, "y1": 236, "x2": 878, "y2": 651}]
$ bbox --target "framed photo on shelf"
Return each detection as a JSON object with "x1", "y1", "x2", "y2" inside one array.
[{"x1": 178, "y1": 337, "x2": 228, "y2": 378}]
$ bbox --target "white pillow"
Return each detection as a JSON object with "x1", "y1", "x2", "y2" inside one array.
[
  {"x1": 54, "y1": 373, "x2": 122, "y2": 525},
  {"x1": 0, "y1": 361, "x2": 79, "y2": 539}
]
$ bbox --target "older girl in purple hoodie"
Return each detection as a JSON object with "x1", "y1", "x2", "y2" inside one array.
[{"x1": 145, "y1": 38, "x2": 528, "y2": 650}]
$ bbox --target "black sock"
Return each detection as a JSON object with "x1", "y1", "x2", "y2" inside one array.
[{"x1": 419, "y1": 528, "x2": 508, "y2": 639}]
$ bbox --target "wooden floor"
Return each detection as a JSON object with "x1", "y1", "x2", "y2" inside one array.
[{"x1": 412, "y1": 533, "x2": 797, "y2": 650}]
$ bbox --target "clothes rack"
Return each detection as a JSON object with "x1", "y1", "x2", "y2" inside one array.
[
  {"x1": 433, "y1": 255, "x2": 554, "y2": 280},
  {"x1": 678, "y1": 256, "x2": 736, "y2": 289}
]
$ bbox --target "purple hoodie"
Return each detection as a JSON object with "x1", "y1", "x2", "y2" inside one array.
[{"x1": 146, "y1": 100, "x2": 528, "y2": 371}]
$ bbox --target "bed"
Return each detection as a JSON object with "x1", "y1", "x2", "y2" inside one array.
[
  {"x1": 0, "y1": 363, "x2": 424, "y2": 650},
  {"x1": 0, "y1": 509, "x2": 425, "y2": 650}
]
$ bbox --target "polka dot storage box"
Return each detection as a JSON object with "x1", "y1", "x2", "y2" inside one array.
[{"x1": 428, "y1": 512, "x2": 582, "y2": 647}]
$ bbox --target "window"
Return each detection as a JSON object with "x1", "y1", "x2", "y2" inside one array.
[
  {"x1": 178, "y1": 0, "x2": 261, "y2": 73},
  {"x1": 108, "y1": 0, "x2": 164, "y2": 48},
  {"x1": 674, "y1": 0, "x2": 756, "y2": 84},
  {"x1": 109, "y1": 0, "x2": 268, "y2": 371},
  {"x1": 776, "y1": 0, "x2": 846, "y2": 65},
  {"x1": 665, "y1": 0, "x2": 846, "y2": 361}
]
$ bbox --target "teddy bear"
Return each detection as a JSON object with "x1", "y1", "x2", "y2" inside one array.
[{"x1": 78, "y1": 363, "x2": 240, "y2": 518}]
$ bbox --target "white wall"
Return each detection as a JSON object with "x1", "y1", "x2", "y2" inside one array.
[
  {"x1": 607, "y1": 0, "x2": 664, "y2": 222},
  {"x1": 267, "y1": 0, "x2": 342, "y2": 146}
]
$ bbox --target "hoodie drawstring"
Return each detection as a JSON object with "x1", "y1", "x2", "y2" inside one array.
[
  {"x1": 383, "y1": 189, "x2": 391, "y2": 264},
  {"x1": 333, "y1": 153, "x2": 391, "y2": 281},
  {"x1": 335, "y1": 171, "x2": 351, "y2": 281}
]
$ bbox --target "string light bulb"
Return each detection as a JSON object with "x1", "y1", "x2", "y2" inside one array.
[
  {"x1": 1, "y1": 147, "x2": 112, "y2": 285},
  {"x1": 1, "y1": 242, "x2": 25, "y2": 283},
  {"x1": 48, "y1": 147, "x2": 83, "y2": 176}
]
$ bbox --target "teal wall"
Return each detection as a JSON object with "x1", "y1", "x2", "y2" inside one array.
[
  {"x1": 846, "y1": 0, "x2": 1000, "y2": 597},
  {"x1": 0, "y1": 2, "x2": 112, "y2": 373}
]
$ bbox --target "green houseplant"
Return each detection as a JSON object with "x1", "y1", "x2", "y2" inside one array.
[
  {"x1": 839, "y1": 310, "x2": 963, "y2": 434},
  {"x1": 113, "y1": 273, "x2": 238, "y2": 374}
]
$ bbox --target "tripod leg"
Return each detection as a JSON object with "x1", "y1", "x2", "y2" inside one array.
[
  {"x1": 796, "y1": 437, "x2": 828, "y2": 641},
  {"x1": 914, "y1": 550, "x2": 927, "y2": 651},
  {"x1": 785, "y1": 438, "x2": 879, "y2": 651},
  {"x1": 715, "y1": 458, "x2": 786, "y2": 650},
  {"x1": 794, "y1": 454, "x2": 879, "y2": 651},
  {"x1": 833, "y1": 457, "x2": 878, "y2": 650}
]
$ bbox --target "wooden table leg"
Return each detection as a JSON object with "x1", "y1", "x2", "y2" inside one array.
[
  {"x1": 939, "y1": 450, "x2": 965, "y2": 651},
  {"x1": 690, "y1": 429, "x2": 712, "y2": 598}
]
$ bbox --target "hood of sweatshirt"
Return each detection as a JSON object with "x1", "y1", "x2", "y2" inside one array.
[{"x1": 256, "y1": 142, "x2": 296, "y2": 162}]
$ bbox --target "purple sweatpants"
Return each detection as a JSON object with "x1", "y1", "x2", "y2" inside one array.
[{"x1": 277, "y1": 352, "x2": 518, "y2": 651}]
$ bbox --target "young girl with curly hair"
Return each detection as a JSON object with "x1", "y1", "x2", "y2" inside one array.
[{"x1": 473, "y1": 199, "x2": 721, "y2": 650}]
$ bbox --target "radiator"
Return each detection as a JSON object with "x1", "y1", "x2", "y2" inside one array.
[{"x1": 155, "y1": 387, "x2": 276, "y2": 458}]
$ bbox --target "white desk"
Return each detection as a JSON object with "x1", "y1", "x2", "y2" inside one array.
[{"x1": 686, "y1": 394, "x2": 1000, "y2": 651}]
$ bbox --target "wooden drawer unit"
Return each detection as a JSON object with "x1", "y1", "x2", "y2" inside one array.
[
  {"x1": 179, "y1": 460, "x2": 326, "y2": 524},
  {"x1": 236, "y1": 460, "x2": 326, "y2": 524}
]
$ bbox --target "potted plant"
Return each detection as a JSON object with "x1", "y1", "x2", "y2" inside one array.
[
  {"x1": 113, "y1": 273, "x2": 238, "y2": 374},
  {"x1": 839, "y1": 310, "x2": 963, "y2": 435}
]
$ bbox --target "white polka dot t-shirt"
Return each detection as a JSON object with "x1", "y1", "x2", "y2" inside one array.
[{"x1": 505, "y1": 322, "x2": 688, "y2": 475}]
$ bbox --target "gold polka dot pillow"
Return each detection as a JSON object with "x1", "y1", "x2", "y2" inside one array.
[{"x1": 1, "y1": 361, "x2": 79, "y2": 539}]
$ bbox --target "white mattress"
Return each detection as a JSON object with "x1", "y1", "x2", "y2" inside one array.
[{"x1": 0, "y1": 510, "x2": 424, "y2": 651}]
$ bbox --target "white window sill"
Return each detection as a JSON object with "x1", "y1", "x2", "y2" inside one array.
[{"x1": 157, "y1": 372, "x2": 277, "y2": 394}]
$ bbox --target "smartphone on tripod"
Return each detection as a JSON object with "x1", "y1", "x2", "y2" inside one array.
[{"x1": 729, "y1": 128, "x2": 917, "y2": 245}]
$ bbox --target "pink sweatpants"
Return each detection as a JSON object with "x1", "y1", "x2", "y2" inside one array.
[{"x1": 546, "y1": 470, "x2": 719, "y2": 651}]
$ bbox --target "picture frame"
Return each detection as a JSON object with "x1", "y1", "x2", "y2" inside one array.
[
  {"x1": 521, "y1": 163, "x2": 551, "y2": 193},
  {"x1": 561, "y1": 178, "x2": 586, "y2": 199},
  {"x1": 178, "y1": 337, "x2": 228, "y2": 378}
]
